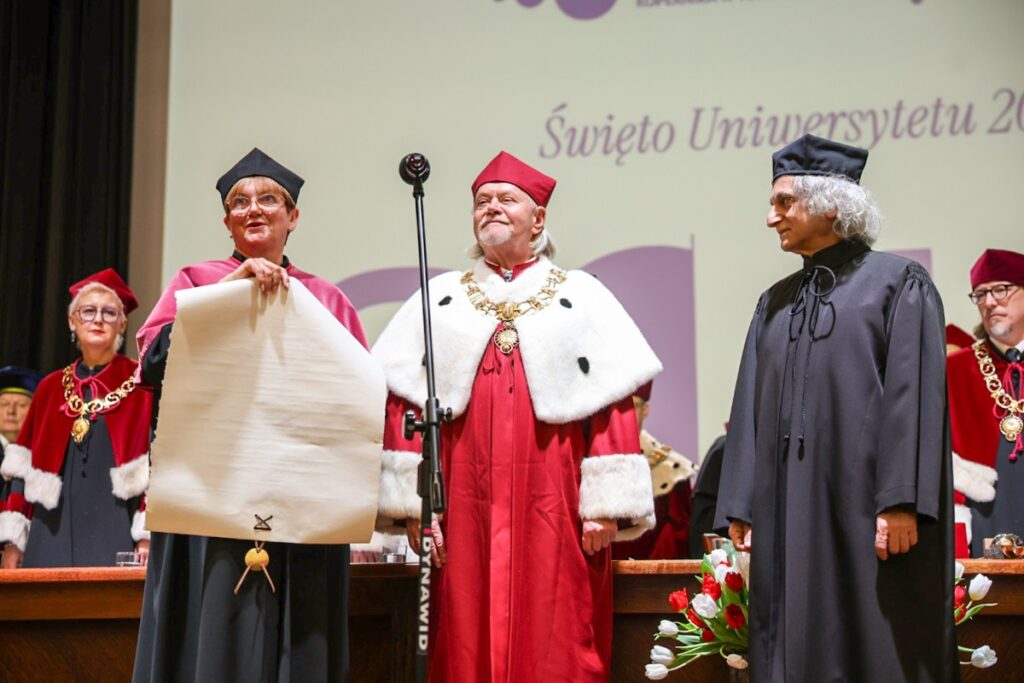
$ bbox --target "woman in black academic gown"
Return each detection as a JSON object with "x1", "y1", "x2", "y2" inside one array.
[{"x1": 131, "y1": 149, "x2": 363, "y2": 683}]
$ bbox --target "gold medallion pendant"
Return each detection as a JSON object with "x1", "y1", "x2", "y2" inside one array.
[
  {"x1": 61, "y1": 362, "x2": 137, "y2": 446},
  {"x1": 462, "y1": 266, "x2": 568, "y2": 356},
  {"x1": 1001, "y1": 413, "x2": 1023, "y2": 442},
  {"x1": 494, "y1": 321, "x2": 520, "y2": 355},
  {"x1": 71, "y1": 415, "x2": 91, "y2": 444}
]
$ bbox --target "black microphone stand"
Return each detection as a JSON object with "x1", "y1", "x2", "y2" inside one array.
[{"x1": 398, "y1": 153, "x2": 450, "y2": 683}]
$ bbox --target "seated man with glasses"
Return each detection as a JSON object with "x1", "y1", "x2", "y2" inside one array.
[{"x1": 949, "y1": 248, "x2": 1024, "y2": 557}]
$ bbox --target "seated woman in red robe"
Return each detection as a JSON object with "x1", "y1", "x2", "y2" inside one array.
[{"x1": 0, "y1": 268, "x2": 151, "y2": 568}]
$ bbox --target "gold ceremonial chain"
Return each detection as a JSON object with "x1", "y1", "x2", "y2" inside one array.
[
  {"x1": 461, "y1": 267, "x2": 567, "y2": 354},
  {"x1": 62, "y1": 363, "x2": 137, "y2": 444},
  {"x1": 972, "y1": 340, "x2": 1024, "y2": 444}
]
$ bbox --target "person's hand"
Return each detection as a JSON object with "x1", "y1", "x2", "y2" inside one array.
[
  {"x1": 1, "y1": 544, "x2": 23, "y2": 569},
  {"x1": 582, "y1": 518, "x2": 617, "y2": 555},
  {"x1": 406, "y1": 515, "x2": 447, "y2": 568},
  {"x1": 729, "y1": 520, "x2": 752, "y2": 551},
  {"x1": 135, "y1": 539, "x2": 150, "y2": 566},
  {"x1": 875, "y1": 509, "x2": 918, "y2": 560},
  {"x1": 218, "y1": 257, "x2": 290, "y2": 294}
]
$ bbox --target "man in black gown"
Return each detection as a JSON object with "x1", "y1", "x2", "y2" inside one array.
[{"x1": 715, "y1": 134, "x2": 958, "y2": 682}]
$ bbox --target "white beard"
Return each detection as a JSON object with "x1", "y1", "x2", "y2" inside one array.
[
  {"x1": 477, "y1": 222, "x2": 513, "y2": 247},
  {"x1": 988, "y1": 320, "x2": 1014, "y2": 342}
]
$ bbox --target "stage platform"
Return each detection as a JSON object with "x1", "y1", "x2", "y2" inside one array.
[{"x1": 1, "y1": 560, "x2": 1020, "y2": 682}]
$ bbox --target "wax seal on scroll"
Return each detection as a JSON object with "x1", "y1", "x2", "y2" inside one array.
[{"x1": 234, "y1": 515, "x2": 278, "y2": 594}]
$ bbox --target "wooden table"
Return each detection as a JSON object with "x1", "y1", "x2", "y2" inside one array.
[{"x1": 1, "y1": 560, "x2": 1020, "y2": 682}]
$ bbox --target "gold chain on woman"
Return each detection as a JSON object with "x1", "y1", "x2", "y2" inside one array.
[
  {"x1": 461, "y1": 267, "x2": 567, "y2": 354},
  {"x1": 972, "y1": 339, "x2": 1024, "y2": 444},
  {"x1": 62, "y1": 363, "x2": 137, "y2": 444}
]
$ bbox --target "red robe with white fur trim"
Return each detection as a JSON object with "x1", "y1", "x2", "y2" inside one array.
[
  {"x1": 0, "y1": 355, "x2": 151, "y2": 551},
  {"x1": 948, "y1": 341, "x2": 1012, "y2": 557},
  {"x1": 375, "y1": 259, "x2": 659, "y2": 683}
]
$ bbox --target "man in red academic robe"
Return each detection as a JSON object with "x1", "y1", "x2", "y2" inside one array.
[
  {"x1": 373, "y1": 151, "x2": 660, "y2": 683},
  {"x1": 949, "y1": 249, "x2": 1024, "y2": 557}
]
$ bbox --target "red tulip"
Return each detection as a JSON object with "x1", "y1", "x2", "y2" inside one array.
[
  {"x1": 701, "y1": 629, "x2": 716, "y2": 643},
  {"x1": 953, "y1": 584, "x2": 966, "y2": 609},
  {"x1": 724, "y1": 571, "x2": 744, "y2": 592},
  {"x1": 669, "y1": 588, "x2": 689, "y2": 612},
  {"x1": 702, "y1": 573, "x2": 722, "y2": 601},
  {"x1": 687, "y1": 607, "x2": 707, "y2": 630},
  {"x1": 725, "y1": 603, "x2": 746, "y2": 629}
]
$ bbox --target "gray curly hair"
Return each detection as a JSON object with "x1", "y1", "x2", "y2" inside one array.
[{"x1": 791, "y1": 175, "x2": 882, "y2": 247}]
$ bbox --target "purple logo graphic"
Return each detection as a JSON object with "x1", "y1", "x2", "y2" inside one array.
[{"x1": 512, "y1": 0, "x2": 617, "y2": 21}]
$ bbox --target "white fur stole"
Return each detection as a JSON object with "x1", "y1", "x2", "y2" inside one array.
[{"x1": 372, "y1": 258, "x2": 662, "y2": 423}]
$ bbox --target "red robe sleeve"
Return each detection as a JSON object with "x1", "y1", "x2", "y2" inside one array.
[
  {"x1": 377, "y1": 392, "x2": 424, "y2": 533},
  {"x1": 579, "y1": 396, "x2": 655, "y2": 540}
]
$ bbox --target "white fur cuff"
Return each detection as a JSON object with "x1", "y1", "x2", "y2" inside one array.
[
  {"x1": 954, "y1": 504, "x2": 973, "y2": 546},
  {"x1": 952, "y1": 452, "x2": 998, "y2": 503},
  {"x1": 131, "y1": 509, "x2": 150, "y2": 542},
  {"x1": 0, "y1": 444, "x2": 31, "y2": 480},
  {"x1": 0, "y1": 510, "x2": 31, "y2": 552},
  {"x1": 579, "y1": 453, "x2": 655, "y2": 540},
  {"x1": 377, "y1": 450, "x2": 422, "y2": 533},
  {"x1": 24, "y1": 467, "x2": 62, "y2": 510},
  {"x1": 110, "y1": 453, "x2": 150, "y2": 500}
]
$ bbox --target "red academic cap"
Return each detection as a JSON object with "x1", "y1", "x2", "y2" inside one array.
[
  {"x1": 471, "y1": 151, "x2": 556, "y2": 207},
  {"x1": 945, "y1": 324, "x2": 974, "y2": 350},
  {"x1": 69, "y1": 268, "x2": 139, "y2": 314},
  {"x1": 633, "y1": 380, "x2": 653, "y2": 402},
  {"x1": 970, "y1": 249, "x2": 1024, "y2": 289}
]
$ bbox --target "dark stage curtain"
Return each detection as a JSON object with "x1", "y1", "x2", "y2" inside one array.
[{"x1": 0, "y1": 0, "x2": 138, "y2": 375}]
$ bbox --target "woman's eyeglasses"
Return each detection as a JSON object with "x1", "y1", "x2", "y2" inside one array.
[
  {"x1": 75, "y1": 306, "x2": 121, "y2": 324},
  {"x1": 226, "y1": 193, "x2": 284, "y2": 214}
]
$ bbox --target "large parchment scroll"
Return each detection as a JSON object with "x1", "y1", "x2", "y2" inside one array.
[{"x1": 146, "y1": 279, "x2": 384, "y2": 545}]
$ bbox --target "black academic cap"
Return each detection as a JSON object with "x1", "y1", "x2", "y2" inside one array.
[
  {"x1": 215, "y1": 148, "x2": 305, "y2": 203},
  {"x1": 771, "y1": 134, "x2": 868, "y2": 185},
  {"x1": 0, "y1": 366, "x2": 44, "y2": 396}
]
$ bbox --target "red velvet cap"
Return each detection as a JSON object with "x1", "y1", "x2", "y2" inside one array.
[
  {"x1": 970, "y1": 249, "x2": 1024, "y2": 289},
  {"x1": 634, "y1": 380, "x2": 653, "y2": 402},
  {"x1": 69, "y1": 268, "x2": 139, "y2": 314},
  {"x1": 471, "y1": 151, "x2": 556, "y2": 207},
  {"x1": 945, "y1": 324, "x2": 974, "y2": 350}
]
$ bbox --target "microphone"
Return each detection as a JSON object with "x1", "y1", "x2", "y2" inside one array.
[{"x1": 399, "y1": 153, "x2": 431, "y2": 186}]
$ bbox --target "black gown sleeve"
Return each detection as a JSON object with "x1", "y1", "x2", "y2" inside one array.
[
  {"x1": 875, "y1": 264, "x2": 948, "y2": 520},
  {"x1": 140, "y1": 323, "x2": 173, "y2": 435},
  {"x1": 689, "y1": 434, "x2": 726, "y2": 556},
  {"x1": 714, "y1": 293, "x2": 767, "y2": 530},
  {"x1": 141, "y1": 323, "x2": 174, "y2": 390}
]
